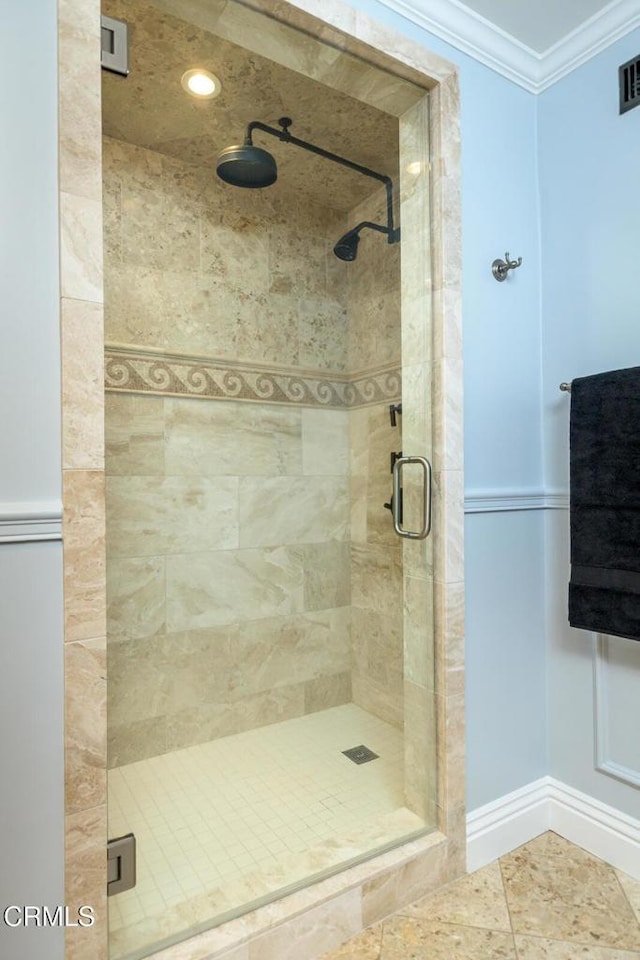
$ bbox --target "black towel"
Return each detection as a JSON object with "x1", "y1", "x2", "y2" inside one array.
[{"x1": 569, "y1": 366, "x2": 640, "y2": 641}]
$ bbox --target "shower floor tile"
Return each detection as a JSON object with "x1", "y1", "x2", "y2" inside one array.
[{"x1": 107, "y1": 704, "x2": 428, "y2": 960}]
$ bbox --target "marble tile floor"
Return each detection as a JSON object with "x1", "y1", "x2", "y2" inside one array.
[
  {"x1": 108, "y1": 703, "x2": 427, "y2": 959},
  {"x1": 320, "y1": 832, "x2": 640, "y2": 960}
]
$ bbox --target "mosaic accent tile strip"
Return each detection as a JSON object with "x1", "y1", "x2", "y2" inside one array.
[
  {"x1": 345, "y1": 369, "x2": 402, "y2": 409},
  {"x1": 105, "y1": 348, "x2": 401, "y2": 409}
]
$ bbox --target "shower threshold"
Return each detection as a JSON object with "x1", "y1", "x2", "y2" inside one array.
[{"x1": 107, "y1": 703, "x2": 426, "y2": 959}]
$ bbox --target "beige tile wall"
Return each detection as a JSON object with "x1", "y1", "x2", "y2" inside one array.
[
  {"x1": 103, "y1": 133, "x2": 407, "y2": 765},
  {"x1": 345, "y1": 191, "x2": 404, "y2": 729},
  {"x1": 106, "y1": 394, "x2": 352, "y2": 764},
  {"x1": 347, "y1": 192, "x2": 402, "y2": 375},
  {"x1": 349, "y1": 404, "x2": 404, "y2": 729},
  {"x1": 103, "y1": 137, "x2": 348, "y2": 367}
]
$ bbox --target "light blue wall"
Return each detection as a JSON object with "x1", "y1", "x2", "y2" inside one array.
[
  {"x1": 0, "y1": 2, "x2": 64, "y2": 957},
  {"x1": 465, "y1": 510, "x2": 546, "y2": 806},
  {"x1": 539, "y1": 29, "x2": 640, "y2": 819},
  {"x1": 539, "y1": 27, "x2": 640, "y2": 491},
  {"x1": 0, "y1": 0, "x2": 62, "y2": 505},
  {"x1": 0, "y1": 544, "x2": 65, "y2": 960},
  {"x1": 349, "y1": 0, "x2": 548, "y2": 810}
]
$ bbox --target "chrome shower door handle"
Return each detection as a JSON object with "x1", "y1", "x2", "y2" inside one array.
[{"x1": 392, "y1": 455, "x2": 432, "y2": 539}]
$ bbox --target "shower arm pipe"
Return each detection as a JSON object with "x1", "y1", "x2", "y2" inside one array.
[
  {"x1": 246, "y1": 120, "x2": 399, "y2": 243},
  {"x1": 349, "y1": 220, "x2": 393, "y2": 238}
]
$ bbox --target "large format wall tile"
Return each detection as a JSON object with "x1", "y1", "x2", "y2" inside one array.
[
  {"x1": 302, "y1": 408, "x2": 349, "y2": 476},
  {"x1": 104, "y1": 263, "x2": 169, "y2": 347},
  {"x1": 108, "y1": 685, "x2": 306, "y2": 765},
  {"x1": 232, "y1": 609, "x2": 352, "y2": 694},
  {"x1": 239, "y1": 477, "x2": 349, "y2": 547},
  {"x1": 351, "y1": 543, "x2": 403, "y2": 616},
  {"x1": 121, "y1": 183, "x2": 200, "y2": 271},
  {"x1": 299, "y1": 298, "x2": 348, "y2": 372},
  {"x1": 60, "y1": 192, "x2": 103, "y2": 302},
  {"x1": 105, "y1": 393, "x2": 165, "y2": 477},
  {"x1": 58, "y1": 15, "x2": 102, "y2": 202},
  {"x1": 106, "y1": 475, "x2": 239, "y2": 557},
  {"x1": 303, "y1": 541, "x2": 351, "y2": 610},
  {"x1": 63, "y1": 470, "x2": 106, "y2": 643},
  {"x1": 166, "y1": 547, "x2": 305, "y2": 631},
  {"x1": 304, "y1": 671, "x2": 352, "y2": 712},
  {"x1": 237, "y1": 294, "x2": 301, "y2": 367},
  {"x1": 352, "y1": 608, "x2": 403, "y2": 691},
  {"x1": 347, "y1": 193, "x2": 401, "y2": 374},
  {"x1": 106, "y1": 556, "x2": 166, "y2": 640},
  {"x1": 164, "y1": 398, "x2": 303, "y2": 477},
  {"x1": 65, "y1": 638, "x2": 107, "y2": 815},
  {"x1": 61, "y1": 298, "x2": 104, "y2": 470},
  {"x1": 107, "y1": 626, "x2": 235, "y2": 727},
  {"x1": 65, "y1": 805, "x2": 107, "y2": 960},
  {"x1": 351, "y1": 606, "x2": 404, "y2": 729},
  {"x1": 201, "y1": 210, "x2": 270, "y2": 293}
]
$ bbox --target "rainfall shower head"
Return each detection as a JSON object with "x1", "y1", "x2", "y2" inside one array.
[{"x1": 216, "y1": 141, "x2": 278, "y2": 188}]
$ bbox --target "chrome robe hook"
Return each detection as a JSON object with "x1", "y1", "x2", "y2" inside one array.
[{"x1": 492, "y1": 251, "x2": 523, "y2": 282}]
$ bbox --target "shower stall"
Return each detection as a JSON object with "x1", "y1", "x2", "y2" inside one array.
[{"x1": 100, "y1": 1, "x2": 451, "y2": 957}]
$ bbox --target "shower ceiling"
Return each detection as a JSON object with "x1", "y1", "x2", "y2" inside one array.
[{"x1": 102, "y1": 0, "x2": 403, "y2": 213}]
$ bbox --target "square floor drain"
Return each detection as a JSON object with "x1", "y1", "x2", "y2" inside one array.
[{"x1": 342, "y1": 744, "x2": 379, "y2": 764}]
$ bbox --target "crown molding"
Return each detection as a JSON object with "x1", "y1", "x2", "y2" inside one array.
[
  {"x1": 377, "y1": 0, "x2": 640, "y2": 93},
  {"x1": 536, "y1": 0, "x2": 640, "y2": 91}
]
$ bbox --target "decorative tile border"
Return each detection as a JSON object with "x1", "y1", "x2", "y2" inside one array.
[
  {"x1": 346, "y1": 367, "x2": 402, "y2": 408},
  {"x1": 105, "y1": 347, "x2": 401, "y2": 409}
]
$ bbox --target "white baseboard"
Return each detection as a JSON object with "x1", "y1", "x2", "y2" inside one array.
[
  {"x1": 466, "y1": 777, "x2": 550, "y2": 871},
  {"x1": 467, "y1": 776, "x2": 640, "y2": 879},
  {"x1": 547, "y1": 779, "x2": 640, "y2": 879}
]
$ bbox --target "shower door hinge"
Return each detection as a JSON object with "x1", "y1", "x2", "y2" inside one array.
[
  {"x1": 101, "y1": 15, "x2": 130, "y2": 76},
  {"x1": 107, "y1": 833, "x2": 136, "y2": 896}
]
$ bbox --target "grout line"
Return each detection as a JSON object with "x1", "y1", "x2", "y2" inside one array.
[
  {"x1": 510, "y1": 928, "x2": 640, "y2": 951},
  {"x1": 613, "y1": 868, "x2": 640, "y2": 926},
  {"x1": 498, "y1": 849, "x2": 518, "y2": 946}
]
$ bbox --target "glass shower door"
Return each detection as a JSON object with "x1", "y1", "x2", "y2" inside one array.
[{"x1": 103, "y1": 1, "x2": 436, "y2": 956}]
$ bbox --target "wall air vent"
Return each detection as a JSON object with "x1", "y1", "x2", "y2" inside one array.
[
  {"x1": 619, "y1": 55, "x2": 640, "y2": 115},
  {"x1": 101, "y1": 15, "x2": 129, "y2": 77}
]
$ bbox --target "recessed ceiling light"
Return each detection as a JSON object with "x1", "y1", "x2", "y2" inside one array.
[{"x1": 181, "y1": 68, "x2": 221, "y2": 99}]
